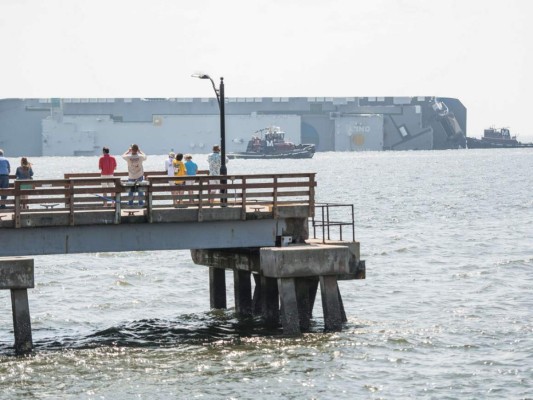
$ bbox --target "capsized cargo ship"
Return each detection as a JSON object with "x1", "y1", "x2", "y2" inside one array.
[
  {"x1": 228, "y1": 126, "x2": 315, "y2": 159},
  {"x1": 0, "y1": 96, "x2": 467, "y2": 157}
]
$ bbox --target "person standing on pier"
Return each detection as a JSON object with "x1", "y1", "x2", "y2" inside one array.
[
  {"x1": 207, "y1": 145, "x2": 228, "y2": 205},
  {"x1": 15, "y1": 157, "x2": 34, "y2": 209},
  {"x1": 98, "y1": 147, "x2": 117, "y2": 207},
  {"x1": 122, "y1": 144, "x2": 147, "y2": 206},
  {"x1": 184, "y1": 154, "x2": 198, "y2": 203},
  {"x1": 0, "y1": 149, "x2": 10, "y2": 209},
  {"x1": 172, "y1": 153, "x2": 186, "y2": 206},
  {"x1": 165, "y1": 151, "x2": 175, "y2": 178}
]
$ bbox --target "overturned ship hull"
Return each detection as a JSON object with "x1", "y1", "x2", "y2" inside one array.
[{"x1": 0, "y1": 96, "x2": 468, "y2": 157}]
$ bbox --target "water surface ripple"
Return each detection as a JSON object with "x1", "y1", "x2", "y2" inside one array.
[{"x1": 1, "y1": 149, "x2": 532, "y2": 399}]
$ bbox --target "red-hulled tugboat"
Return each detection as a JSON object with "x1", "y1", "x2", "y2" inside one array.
[{"x1": 228, "y1": 126, "x2": 315, "y2": 159}]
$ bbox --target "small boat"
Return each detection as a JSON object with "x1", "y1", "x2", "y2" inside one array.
[
  {"x1": 466, "y1": 127, "x2": 533, "y2": 149},
  {"x1": 228, "y1": 126, "x2": 315, "y2": 159}
]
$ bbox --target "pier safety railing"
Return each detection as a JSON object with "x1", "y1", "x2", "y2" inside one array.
[
  {"x1": 0, "y1": 172, "x2": 316, "y2": 228},
  {"x1": 311, "y1": 203, "x2": 355, "y2": 243}
]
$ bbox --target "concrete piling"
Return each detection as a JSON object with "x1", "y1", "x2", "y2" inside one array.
[
  {"x1": 319, "y1": 275, "x2": 343, "y2": 332},
  {"x1": 295, "y1": 278, "x2": 313, "y2": 331},
  {"x1": 11, "y1": 289, "x2": 33, "y2": 354},
  {"x1": 0, "y1": 257, "x2": 34, "y2": 355},
  {"x1": 260, "y1": 275, "x2": 279, "y2": 327},
  {"x1": 209, "y1": 267, "x2": 226, "y2": 309},
  {"x1": 251, "y1": 274, "x2": 262, "y2": 316},
  {"x1": 277, "y1": 278, "x2": 301, "y2": 335},
  {"x1": 233, "y1": 270, "x2": 252, "y2": 316}
]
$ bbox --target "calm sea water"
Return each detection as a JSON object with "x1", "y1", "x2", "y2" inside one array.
[{"x1": 1, "y1": 149, "x2": 532, "y2": 399}]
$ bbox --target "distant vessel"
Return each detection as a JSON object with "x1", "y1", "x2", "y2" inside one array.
[
  {"x1": 466, "y1": 127, "x2": 533, "y2": 149},
  {"x1": 228, "y1": 126, "x2": 315, "y2": 159}
]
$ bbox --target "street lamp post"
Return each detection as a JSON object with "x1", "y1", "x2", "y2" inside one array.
[
  {"x1": 218, "y1": 78, "x2": 227, "y2": 176},
  {"x1": 192, "y1": 74, "x2": 227, "y2": 203}
]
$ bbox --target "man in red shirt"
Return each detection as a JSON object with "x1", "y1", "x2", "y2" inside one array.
[{"x1": 98, "y1": 146, "x2": 117, "y2": 206}]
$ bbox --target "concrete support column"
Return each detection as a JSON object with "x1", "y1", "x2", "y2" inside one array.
[
  {"x1": 251, "y1": 274, "x2": 262, "y2": 316},
  {"x1": 233, "y1": 270, "x2": 252, "y2": 317},
  {"x1": 11, "y1": 289, "x2": 33, "y2": 355},
  {"x1": 1, "y1": 257, "x2": 34, "y2": 355},
  {"x1": 209, "y1": 267, "x2": 226, "y2": 309},
  {"x1": 295, "y1": 278, "x2": 313, "y2": 332},
  {"x1": 308, "y1": 279, "x2": 319, "y2": 318},
  {"x1": 337, "y1": 284, "x2": 347, "y2": 323},
  {"x1": 319, "y1": 275, "x2": 343, "y2": 332},
  {"x1": 260, "y1": 276, "x2": 279, "y2": 327},
  {"x1": 278, "y1": 278, "x2": 300, "y2": 335}
]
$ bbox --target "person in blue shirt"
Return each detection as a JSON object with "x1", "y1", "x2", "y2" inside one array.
[
  {"x1": 184, "y1": 154, "x2": 198, "y2": 203},
  {"x1": 0, "y1": 149, "x2": 11, "y2": 209}
]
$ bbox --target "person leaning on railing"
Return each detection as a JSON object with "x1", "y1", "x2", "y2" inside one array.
[
  {"x1": 0, "y1": 149, "x2": 10, "y2": 209},
  {"x1": 15, "y1": 157, "x2": 34, "y2": 209}
]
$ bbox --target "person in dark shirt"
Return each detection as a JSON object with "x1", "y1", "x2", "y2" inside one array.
[{"x1": 15, "y1": 157, "x2": 34, "y2": 209}]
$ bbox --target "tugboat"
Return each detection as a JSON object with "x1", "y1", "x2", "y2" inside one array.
[
  {"x1": 228, "y1": 126, "x2": 315, "y2": 159},
  {"x1": 466, "y1": 127, "x2": 533, "y2": 149}
]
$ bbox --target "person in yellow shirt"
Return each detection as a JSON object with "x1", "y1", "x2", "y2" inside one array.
[{"x1": 172, "y1": 153, "x2": 186, "y2": 206}]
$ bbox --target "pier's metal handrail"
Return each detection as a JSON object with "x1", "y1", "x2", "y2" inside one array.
[
  {"x1": 0, "y1": 173, "x2": 316, "y2": 228},
  {"x1": 311, "y1": 203, "x2": 355, "y2": 243}
]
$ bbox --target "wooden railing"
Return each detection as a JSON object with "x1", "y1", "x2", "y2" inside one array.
[{"x1": 0, "y1": 173, "x2": 316, "y2": 228}]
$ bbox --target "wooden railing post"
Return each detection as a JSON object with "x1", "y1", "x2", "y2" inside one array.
[
  {"x1": 241, "y1": 178, "x2": 247, "y2": 220},
  {"x1": 273, "y1": 176, "x2": 278, "y2": 219},
  {"x1": 68, "y1": 180, "x2": 75, "y2": 226},
  {"x1": 146, "y1": 180, "x2": 153, "y2": 223},
  {"x1": 198, "y1": 179, "x2": 204, "y2": 222},
  {"x1": 114, "y1": 178, "x2": 122, "y2": 224},
  {"x1": 309, "y1": 173, "x2": 316, "y2": 218},
  {"x1": 14, "y1": 182, "x2": 21, "y2": 229}
]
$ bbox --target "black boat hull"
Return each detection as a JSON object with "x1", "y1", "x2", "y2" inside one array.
[
  {"x1": 466, "y1": 137, "x2": 533, "y2": 149},
  {"x1": 228, "y1": 149, "x2": 315, "y2": 159}
]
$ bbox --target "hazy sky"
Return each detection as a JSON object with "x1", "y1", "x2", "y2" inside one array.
[{"x1": 1, "y1": 0, "x2": 532, "y2": 141}]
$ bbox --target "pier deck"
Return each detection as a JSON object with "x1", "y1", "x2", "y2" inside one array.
[{"x1": 0, "y1": 172, "x2": 315, "y2": 255}]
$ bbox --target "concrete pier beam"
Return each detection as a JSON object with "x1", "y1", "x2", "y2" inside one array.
[
  {"x1": 260, "y1": 244, "x2": 350, "y2": 278},
  {"x1": 0, "y1": 257, "x2": 34, "y2": 355}
]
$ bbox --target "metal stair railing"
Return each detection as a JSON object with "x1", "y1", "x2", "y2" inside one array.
[{"x1": 311, "y1": 203, "x2": 355, "y2": 243}]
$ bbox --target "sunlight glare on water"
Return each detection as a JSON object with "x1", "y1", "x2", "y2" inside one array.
[{"x1": 1, "y1": 149, "x2": 532, "y2": 399}]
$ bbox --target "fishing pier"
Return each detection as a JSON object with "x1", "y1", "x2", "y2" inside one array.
[{"x1": 0, "y1": 172, "x2": 364, "y2": 354}]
